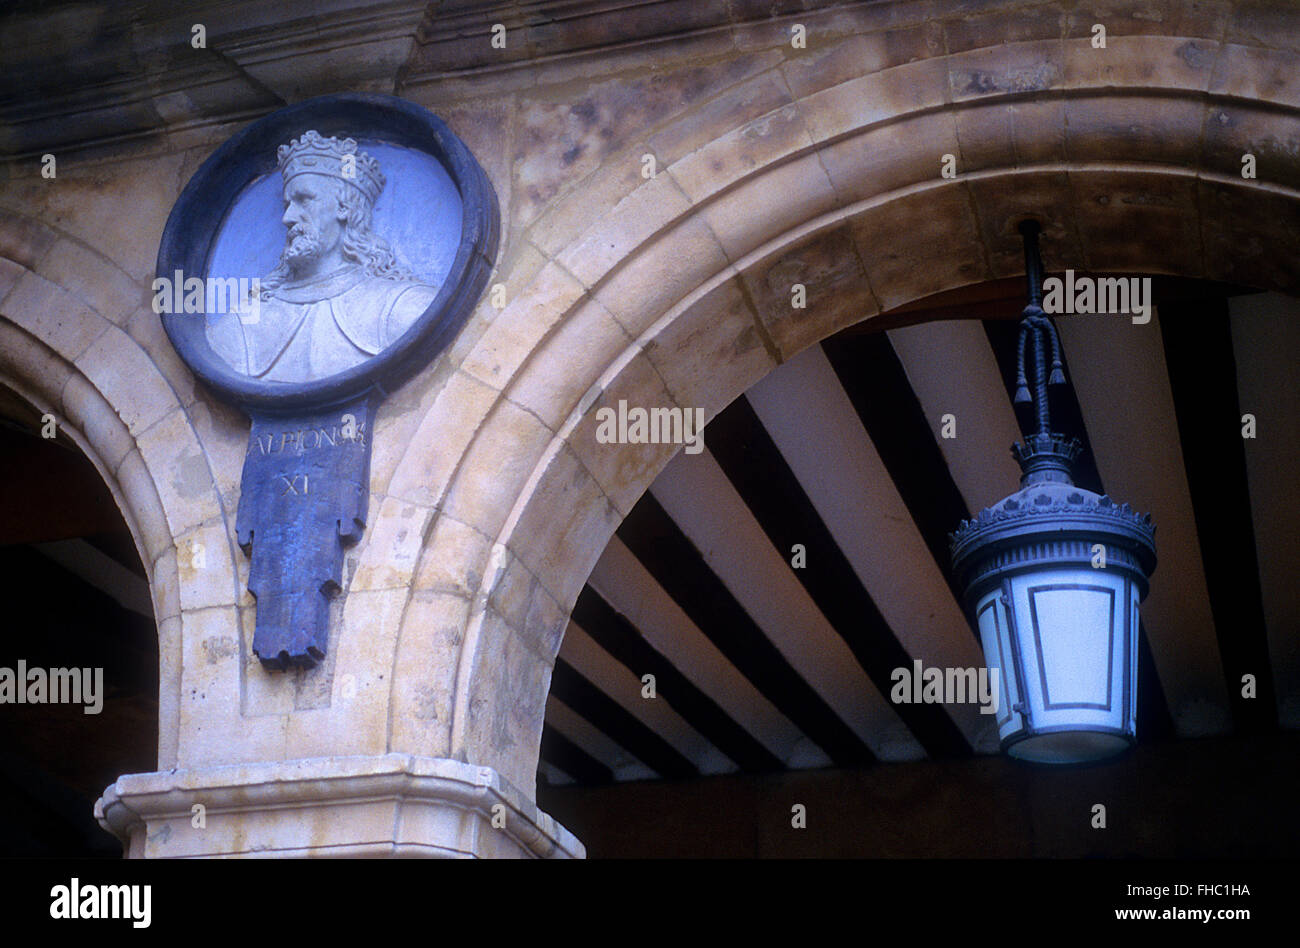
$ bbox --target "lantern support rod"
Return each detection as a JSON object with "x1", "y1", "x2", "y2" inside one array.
[
  {"x1": 1022, "y1": 219, "x2": 1044, "y2": 307},
  {"x1": 1013, "y1": 220, "x2": 1066, "y2": 437}
]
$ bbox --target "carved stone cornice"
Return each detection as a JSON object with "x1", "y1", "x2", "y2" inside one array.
[
  {"x1": 95, "y1": 754, "x2": 585, "y2": 858},
  {"x1": 1, "y1": 0, "x2": 853, "y2": 161},
  {"x1": 0, "y1": 0, "x2": 429, "y2": 161}
]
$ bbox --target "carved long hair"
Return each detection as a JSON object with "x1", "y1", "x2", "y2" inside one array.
[{"x1": 261, "y1": 178, "x2": 413, "y2": 292}]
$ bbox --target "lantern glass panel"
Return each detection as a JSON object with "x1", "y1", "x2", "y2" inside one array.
[{"x1": 972, "y1": 565, "x2": 1140, "y2": 764}]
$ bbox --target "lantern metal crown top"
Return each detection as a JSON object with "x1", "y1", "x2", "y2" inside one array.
[{"x1": 949, "y1": 221, "x2": 1156, "y2": 593}]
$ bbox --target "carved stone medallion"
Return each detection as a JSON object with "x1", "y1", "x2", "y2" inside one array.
[{"x1": 157, "y1": 94, "x2": 499, "y2": 668}]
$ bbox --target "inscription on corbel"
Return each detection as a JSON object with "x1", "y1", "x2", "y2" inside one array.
[{"x1": 236, "y1": 399, "x2": 375, "y2": 669}]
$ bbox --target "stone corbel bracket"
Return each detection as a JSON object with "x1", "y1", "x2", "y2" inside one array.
[{"x1": 94, "y1": 754, "x2": 584, "y2": 859}]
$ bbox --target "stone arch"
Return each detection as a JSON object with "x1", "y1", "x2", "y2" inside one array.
[
  {"x1": 0, "y1": 319, "x2": 187, "y2": 767},
  {"x1": 0, "y1": 212, "x2": 245, "y2": 769},
  {"x1": 371, "y1": 12, "x2": 1300, "y2": 794}
]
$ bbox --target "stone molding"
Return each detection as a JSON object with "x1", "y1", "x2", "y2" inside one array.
[
  {"x1": 94, "y1": 754, "x2": 585, "y2": 858},
  {"x1": 2, "y1": 0, "x2": 853, "y2": 159}
]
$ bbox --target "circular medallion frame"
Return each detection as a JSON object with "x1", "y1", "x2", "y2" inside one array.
[{"x1": 157, "y1": 93, "x2": 499, "y2": 413}]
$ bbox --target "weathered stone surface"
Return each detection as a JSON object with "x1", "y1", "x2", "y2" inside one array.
[
  {"x1": 740, "y1": 222, "x2": 880, "y2": 360},
  {"x1": 952, "y1": 101, "x2": 1018, "y2": 175},
  {"x1": 1068, "y1": 171, "x2": 1203, "y2": 276},
  {"x1": 441, "y1": 396, "x2": 554, "y2": 540},
  {"x1": 1064, "y1": 95, "x2": 1205, "y2": 166},
  {"x1": 387, "y1": 591, "x2": 471, "y2": 757},
  {"x1": 797, "y1": 59, "x2": 950, "y2": 143},
  {"x1": 949, "y1": 40, "x2": 1063, "y2": 101},
  {"x1": 124, "y1": 302, "x2": 198, "y2": 410},
  {"x1": 526, "y1": 152, "x2": 658, "y2": 259},
  {"x1": 438, "y1": 97, "x2": 515, "y2": 229},
  {"x1": 59, "y1": 371, "x2": 136, "y2": 474},
  {"x1": 565, "y1": 350, "x2": 687, "y2": 516},
  {"x1": 240, "y1": 602, "x2": 299, "y2": 719},
  {"x1": 458, "y1": 609, "x2": 555, "y2": 795},
  {"x1": 0, "y1": 256, "x2": 23, "y2": 299},
  {"x1": 1065, "y1": 0, "x2": 1231, "y2": 41},
  {"x1": 696, "y1": 150, "x2": 840, "y2": 263},
  {"x1": 177, "y1": 605, "x2": 264, "y2": 768},
  {"x1": 505, "y1": 296, "x2": 630, "y2": 431},
  {"x1": 26, "y1": 156, "x2": 185, "y2": 282},
  {"x1": 385, "y1": 369, "x2": 500, "y2": 509},
  {"x1": 0, "y1": 320, "x2": 75, "y2": 417},
  {"x1": 0, "y1": 212, "x2": 58, "y2": 269},
  {"x1": 512, "y1": 54, "x2": 787, "y2": 226},
  {"x1": 2, "y1": 269, "x2": 107, "y2": 362},
  {"x1": 593, "y1": 216, "x2": 730, "y2": 338},
  {"x1": 783, "y1": 23, "x2": 945, "y2": 99},
  {"x1": 647, "y1": 58, "x2": 790, "y2": 166},
  {"x1": 556, "y1": 173, "x2": 693, "y2": 288},
  {"x1": 412, "y1": 513, "x2": 493, "y2": 598},
  {"x1": 851, "y1": 184, "x2": 991, "y2": 311},
  {"x1": 1198, "y1": 180, "x2": 1300, "y2": 293},
  {"x1": 174, "y1": 519, "x2": 239, "y2": 612},
  {"x1": 183, "y1": 397, "x2": 249, "y2": 518},
  {"x1": 641, "y1": 276, "x2": 778, "y2": 419},
  {"x1": 34, "y1": 237, "x2": 144, "y2": 327},
  {"x1": 485, "y1": 548, "x2": 541, "y2": 641},
  {"x1": 149, "y1": 544, "x2": 182, "y2": 625},
  {"x1": 1006, "y1": 97, "x2": 1068, "y2": 163},
  {"x1": 156, "y1": 613, "x2": 183, "y2": 768},
  {"x1": 134, "y1": 407, "x2": 218, "y2": 538},
  {"x1": 967, "y1": 171, "x2": 1083, "y2": 278},
  {"x1": 114, "y1": 449, "x2": 175, "y2": 564},
  {"x1": 1201, "y1": 104, "x2": 1300, "y2": 192},
  {"x1": 348, "y1": 495, "x2": 432, "y2": 593},
  {"x1": 818, "y1": 111, "x2": 962, "y2": 206},
  {"x1": 79, "y1": 326, "x2": 180, "y2": 437},
  {"x1": 461, "y1": 261, "x2": 585, "y2": 388},
  {"x1": 276, "y1": 586, "x2": 406, "y2": 759},
  {"x1": 1210, "y1": 43, "x2": 1300, "y2": 109},
  {"x1": 668, "y1": 100, "x2": 813, "y2": 206},
  {"x1": 1063, "y1": 36, "x2": 1221, "y2": 91},
  {"x1": 945, "y1": 3, "x2": 1062, "y2": 55},
  {"x1": 509, "y1": 440, "x2": 622, "y2": 604}
]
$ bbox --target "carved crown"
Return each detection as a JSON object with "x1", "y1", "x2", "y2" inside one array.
[{"x1": 277, "y1": 130, "x2": 384, "y2": 205}]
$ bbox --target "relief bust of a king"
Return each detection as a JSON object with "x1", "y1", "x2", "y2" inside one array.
[{"x1": 206, "y1": 130, "x2": 439, "y2": 383}]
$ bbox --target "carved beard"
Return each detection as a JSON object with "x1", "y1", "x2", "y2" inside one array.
[{"x1": 281, "y1": 222, "x2": 323, "y2": 271}]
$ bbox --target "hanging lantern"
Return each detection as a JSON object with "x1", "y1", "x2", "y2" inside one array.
[{"x1": 949, "y1": 221, "x2": 1157, "y2": 764}]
